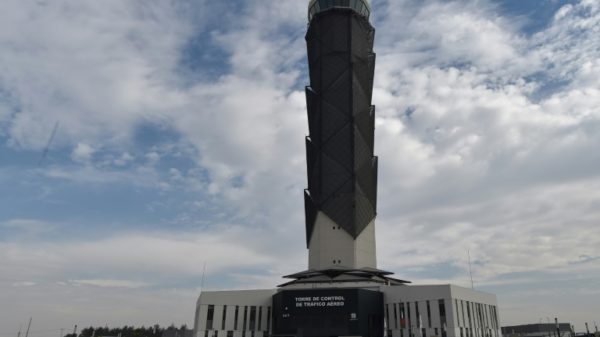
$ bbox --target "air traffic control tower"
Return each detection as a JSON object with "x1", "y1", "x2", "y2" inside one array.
[
  {"x1": 194, "y1": 2, "x2": 502, "y2": 337},
  {"x1": 304, "y1": 0, "x2": 379, "y2": 272}
]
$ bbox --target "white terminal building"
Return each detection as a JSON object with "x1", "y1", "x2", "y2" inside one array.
[
  {"x1": 194, "y1": 1, "x2": 501, "y2": 337},
  {"x1": 195, "y1": 285, "x2": 500, "y2": 337}
]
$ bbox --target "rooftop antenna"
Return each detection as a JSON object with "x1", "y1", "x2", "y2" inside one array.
[
  {"x1": 24, "y1": 318, "x2": 32, "y2": 337},
  {"x1": 467, "y1": 249, "x2": 474, "y2": 289},
  {"x1": 200, "y1": 262, "x2": 207, "y2": 292}
]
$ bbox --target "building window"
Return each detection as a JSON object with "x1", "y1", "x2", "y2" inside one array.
[
  {"x1": 435, "y1": 328, "x2": 439, "y2": 336},
  {"x1": 394, "y1": 303, "x2": 398, "y2": 329},
  {"x1": 473, "y1": 303, "x2": 478, "y2": 337},
  {"x1": 479, "y1": 303, "x2": 483, "y2": 337},
  {"x1": 489, "y1": 306, "x2": 494, "y2": 331},
  {"x1": 455, "y1": 300, "x2": 460, "y2": 327},
  {"x1": 478, "y1": 304, "x2": 483, "y2": 337},
  {"x1": 266, "y1": 307, "x2": 271, "y2": 333},
  {"x1": 243, "y1": 306, "x2": 248, "y2": 331},
  {"x1": 422, "y1": 328, "x2": 427, "y2": 337},
  {"x1": 407, "y1": 302, "x2": 412, "y2": 337},
  {"x1": 258, "y1": 307, "x2": 263, "y2": 331},
  {"x1": 234, "y1": 306, "x2": 239, "y2": 330},
  {"x1": 427, "y1": 301, "x2": 432, "y2": 328},
  {"x1": 460, "y1": 328, "x2": 464, "y2": 337},
  {"x1": 407, "y1": 302, "x2": 411, "y2": 327},
  {"x1": 385, "y1": 304, "x2": 389, "y2": 330},
  {"x1": 439, "y1": 300, "x2": 447, "y2": 337},
  {"x1": 249, "y1": 306, "x2": 257, "y2": 331},
  {"x1": 205, "y1": 331, "x2": 209, "y2": 337},
  {"x1": 493, "y1": 306, "x2": 499, "y2": 330},
  {"x1": 484, "y1": 305, "x2": 489, "y2": 331},
  {"x1": 461, "y1": 301, "x2": 466, "y2": 328},
  {"x1": 207, "y1": 305, "x2": 215, "y2": 330},
  {"x1": 466, "y1": 302, "x2": 472, "y2": 333},
  {"x1": 482, "y1": 304, "x2": 487, "y2": 336},
  {"x1": 213, "y1": 331, "x2": 218, "y2": 337},
  {"x1": 309, "y1": 0, "x2": 371, "y2": 21},
  {"x1": 400, "y1": 303, "x2": 406, "y2": 329},
  {"x1": 227, "y1": 332, "x2": 233, "y2": 337},
  {"x1": 470, "y1": 304, "x2": 474, "y2": 337},
  {"x1": 222, "y1": 305, "x2": 228, "y2": 330},
  {"x1": 416, "y1": 301, "x2": 421, "y2": 328}
]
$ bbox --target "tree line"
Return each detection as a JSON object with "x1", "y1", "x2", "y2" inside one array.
[{"x1": 62, "y1": 324, "x2": 189, "y2": 337}]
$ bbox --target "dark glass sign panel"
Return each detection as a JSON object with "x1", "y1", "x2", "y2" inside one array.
[{"x1": 273, "y1": 288, "x2": 383, "y2": 337}]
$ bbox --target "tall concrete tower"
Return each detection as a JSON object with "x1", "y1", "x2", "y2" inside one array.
[
  {"x1": 304, "y1": 0, "x2": 378, "y2": 271},
  {"x1": 194, "y1": 4, "x2": 501, "y2": 337}
]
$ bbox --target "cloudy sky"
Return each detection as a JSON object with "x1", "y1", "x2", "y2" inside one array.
[{"x1": 1, "y1": 0, "x2": 599, "y2": 334}]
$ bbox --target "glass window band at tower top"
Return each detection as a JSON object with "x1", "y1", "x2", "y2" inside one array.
[{"x1": 308, "y1": 0, "x2": 371, "y2": 21}]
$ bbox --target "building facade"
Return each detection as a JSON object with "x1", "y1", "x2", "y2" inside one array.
[
  {"x1": 195, "y1": 290, "x2": 277, "y2": 337},
  {"x1": 501, "y1": 324, "x2": 574, "y2": 337},
  {"x1": 194, "y1": 285, "x2": 500, "y2": 337}
]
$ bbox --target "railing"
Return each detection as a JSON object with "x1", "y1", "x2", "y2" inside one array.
[{"x1": 308, "y1": 0, "x2": 370, "y2": 21}]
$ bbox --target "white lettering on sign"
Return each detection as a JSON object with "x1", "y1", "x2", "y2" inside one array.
[{"x1": 293, "y1": 295, "x2": 346, "y2": 308}]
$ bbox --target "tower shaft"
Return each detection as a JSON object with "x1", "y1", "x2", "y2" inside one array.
[{"x1": 304, "y1": 2, "x2": 378, "y2": 270}]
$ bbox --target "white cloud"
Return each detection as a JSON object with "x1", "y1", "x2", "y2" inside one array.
[
  {"x1": 0, "y1": 282, "x2": 198, "y2": 333},
  {"x1": 0, "y1": 225, "x2": 303, "y2": 285},
  {"x1": 71, "y1": 142, "x2": 95, "y2": 163},
  {"x1": 0, "y1": 102, "x2": 10, "y2": 122},
  {"x1": 113, "y1": 152, "x2": 134, "y2": 166},
  {"x1": 145, "y1": 151, "x2": 161, "y2": 164},
  {"x1": 0, "y1": 0, "x2": 195, "y2": 150},
  {"x1": 0, "y1": 224, "x2": 306, "y2": 330},
  {"x1": 12, "y1": 281, "x2": 36, "y2": 287},
  {"x1": 2, "y1": 219, "x2": 56, "y2": 235},
  {"x1": 40, "y1": 165, "x2": 161, "y2": 187},
  {"x1": 69, "y1": 279, "x2": 149, "y2": 289},
  {"x1": 367, "y1": 2, "x2": 600, "y2": 327},
  {"x1": 1, "y1": 0, "x2": 600, "y2": 331}
]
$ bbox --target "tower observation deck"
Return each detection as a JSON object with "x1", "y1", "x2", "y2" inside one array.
[{"x1": 308, "y1": 0, "x2": 371, "y2": 21}]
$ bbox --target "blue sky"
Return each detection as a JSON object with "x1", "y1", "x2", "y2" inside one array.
[{"x1": 1, "y1": 0, "x2": 600, "y2": 334}]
